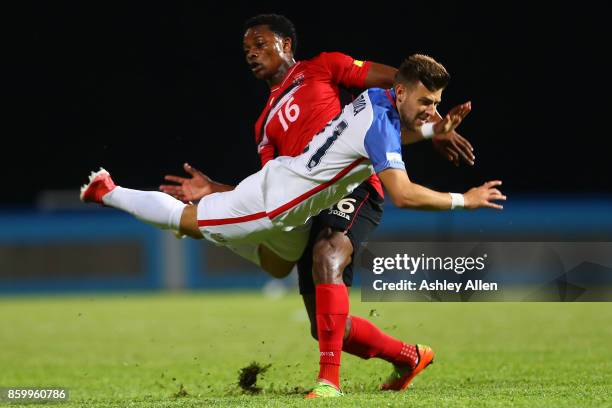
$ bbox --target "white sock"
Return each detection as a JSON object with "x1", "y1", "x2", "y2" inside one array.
[{"x1": 102, "y1": 186, "x2": 186, "y2": 231}]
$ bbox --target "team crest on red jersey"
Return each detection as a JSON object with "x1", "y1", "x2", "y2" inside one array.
[{"x1": 292, "y1": 72, "x2": 305, "y2": 86}]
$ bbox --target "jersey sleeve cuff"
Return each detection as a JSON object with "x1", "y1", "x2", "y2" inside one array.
[
  {"x1": 355, "y1": 60, "x2": 372, "y2": 89},
  {"x1": 374, "y1": 160, "x2": 405, "y2": 174}
]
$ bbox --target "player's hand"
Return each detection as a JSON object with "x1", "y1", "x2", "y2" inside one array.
[
  {"x1": 463, "y1": 180, "x2": 506, "y2": 210},
  {"x1": 432, "y1": 130, "x2": 475, "y2": 166},
  {"x1": 433, "y1": 101, "x2": 471, "y2": 135},
  {"x1": 160, "y1": 163, "x2": 214, "y2": 203}
]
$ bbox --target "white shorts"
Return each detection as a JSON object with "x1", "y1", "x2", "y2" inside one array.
[{"x1": 196, "y1": 170, "x2": 309, "y2": 264}]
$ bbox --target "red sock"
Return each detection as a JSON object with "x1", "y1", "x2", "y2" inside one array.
[
  {"x1": 343, "y1": 315, "x2": 418, "y2": 368},
  {"x1": 315, "y1": 284, "x2": 349, "y2": 389}
]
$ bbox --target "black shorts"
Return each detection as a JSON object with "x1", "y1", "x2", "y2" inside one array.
[{"x1": 297, "y1": 182, "x2": 384, "y2": 294}]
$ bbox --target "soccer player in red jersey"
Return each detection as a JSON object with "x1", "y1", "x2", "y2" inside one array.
[{"x1": 160, "y1": 15, "x2": 476, "y2": 397}]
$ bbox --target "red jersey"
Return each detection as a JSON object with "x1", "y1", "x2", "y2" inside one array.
[{"x1": 254, "y1": 52, "x2": 383, "y2": 197}]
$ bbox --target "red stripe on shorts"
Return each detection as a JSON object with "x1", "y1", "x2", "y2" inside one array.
[
  {"x1": 197, "y1": 211, "x2": 267, "y2": 227},
  {"x1": 198, "y1": 157, "x2": 367, "y2": 226},
  {"x1": 267, "y1": 158, "x2": 366, "y2": 220}
]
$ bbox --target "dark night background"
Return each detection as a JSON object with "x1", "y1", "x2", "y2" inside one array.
[{"x1": 5, "y1": 2, "x2": 611, "y2": 207}]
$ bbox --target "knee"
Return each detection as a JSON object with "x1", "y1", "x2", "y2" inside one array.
[
  {"x1": 179, "y1": 204, "x2": 203, "y2": 239},
  {"x1": 312, "y1": 232, "x2": 352, "y2": 283},
  {"x1": 312, "y1": 239, "x2": 331, "y2": 273}
]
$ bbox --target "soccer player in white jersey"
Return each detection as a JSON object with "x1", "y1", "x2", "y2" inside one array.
[{"x1": 81, "y1": 54, "x2": 505, "y2": 397}]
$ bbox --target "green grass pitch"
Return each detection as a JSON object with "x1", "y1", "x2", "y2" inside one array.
[{"x1": 1, "y1": 292, "x2": 611, "y2": 407}]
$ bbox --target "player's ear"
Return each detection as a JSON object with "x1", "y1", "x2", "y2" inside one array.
[
  {"x1": 283, "y1": 37, "x2": 292, "y2": 54},
  {"x1": 395, "y1": 83, "x2": 405, "y2": 104}
]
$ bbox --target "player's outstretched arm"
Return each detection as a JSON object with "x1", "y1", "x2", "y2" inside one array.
[
  {"x1": 160, "y1": 163, "x2": 234, "y2": 203},
  {"x1": 378, "y1": 168, "x2": 505, "y2": 210},
  {"x1": 363, "y1": 62, "x2": 397, "y2": 89}
]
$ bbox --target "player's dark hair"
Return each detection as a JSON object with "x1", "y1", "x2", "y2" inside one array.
[
  {"x1": 244, "y1": 14, "x2": 297, "y2": 54},
  {"x1": 394, "y1": 54, "x2": 450, "y2": 91}
]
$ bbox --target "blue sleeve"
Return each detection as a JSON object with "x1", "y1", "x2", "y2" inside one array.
[{"x1": 363, "y1": 106, "x2": 405, "y2": 174}]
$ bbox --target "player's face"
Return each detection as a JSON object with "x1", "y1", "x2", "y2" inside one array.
[
  {"x1": 395, "y1": 81, "x2": 443, "y2": 131},
  {"x1": 243, "y1": 25, "x2": 292, "y2": 81}
]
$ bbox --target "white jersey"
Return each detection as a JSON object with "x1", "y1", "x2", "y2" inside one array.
[{"x1": 196, "y1": 88, "x2": 405, "y2": 263}]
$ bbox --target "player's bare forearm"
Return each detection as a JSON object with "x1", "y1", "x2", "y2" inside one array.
[
  {"x1": 379, "y1": 168, "x2": 452, "y2": 210},
  {"x1": 388, "y1": 170, "x2": 451, "y2": 211},
  {"x1": 402, "y1": 184, "x2": 456, "y2": 210},
  {"x1": 207, "y1": 182, "x2": 235, "y2": 194},
  {"x1": 363, "y1": 62, "x2": 397, "y2": 89},
  {"x1": 378, "y1": 169, "x2": 505, "y2": 210}
]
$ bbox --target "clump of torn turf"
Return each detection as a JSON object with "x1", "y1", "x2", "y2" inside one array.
[
  {"x1": 238, "y1": 361, "x2": 271, "y2": 394},
  {"x1": 172, "y1": 383, "x2": 189, "y2": 398}
]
